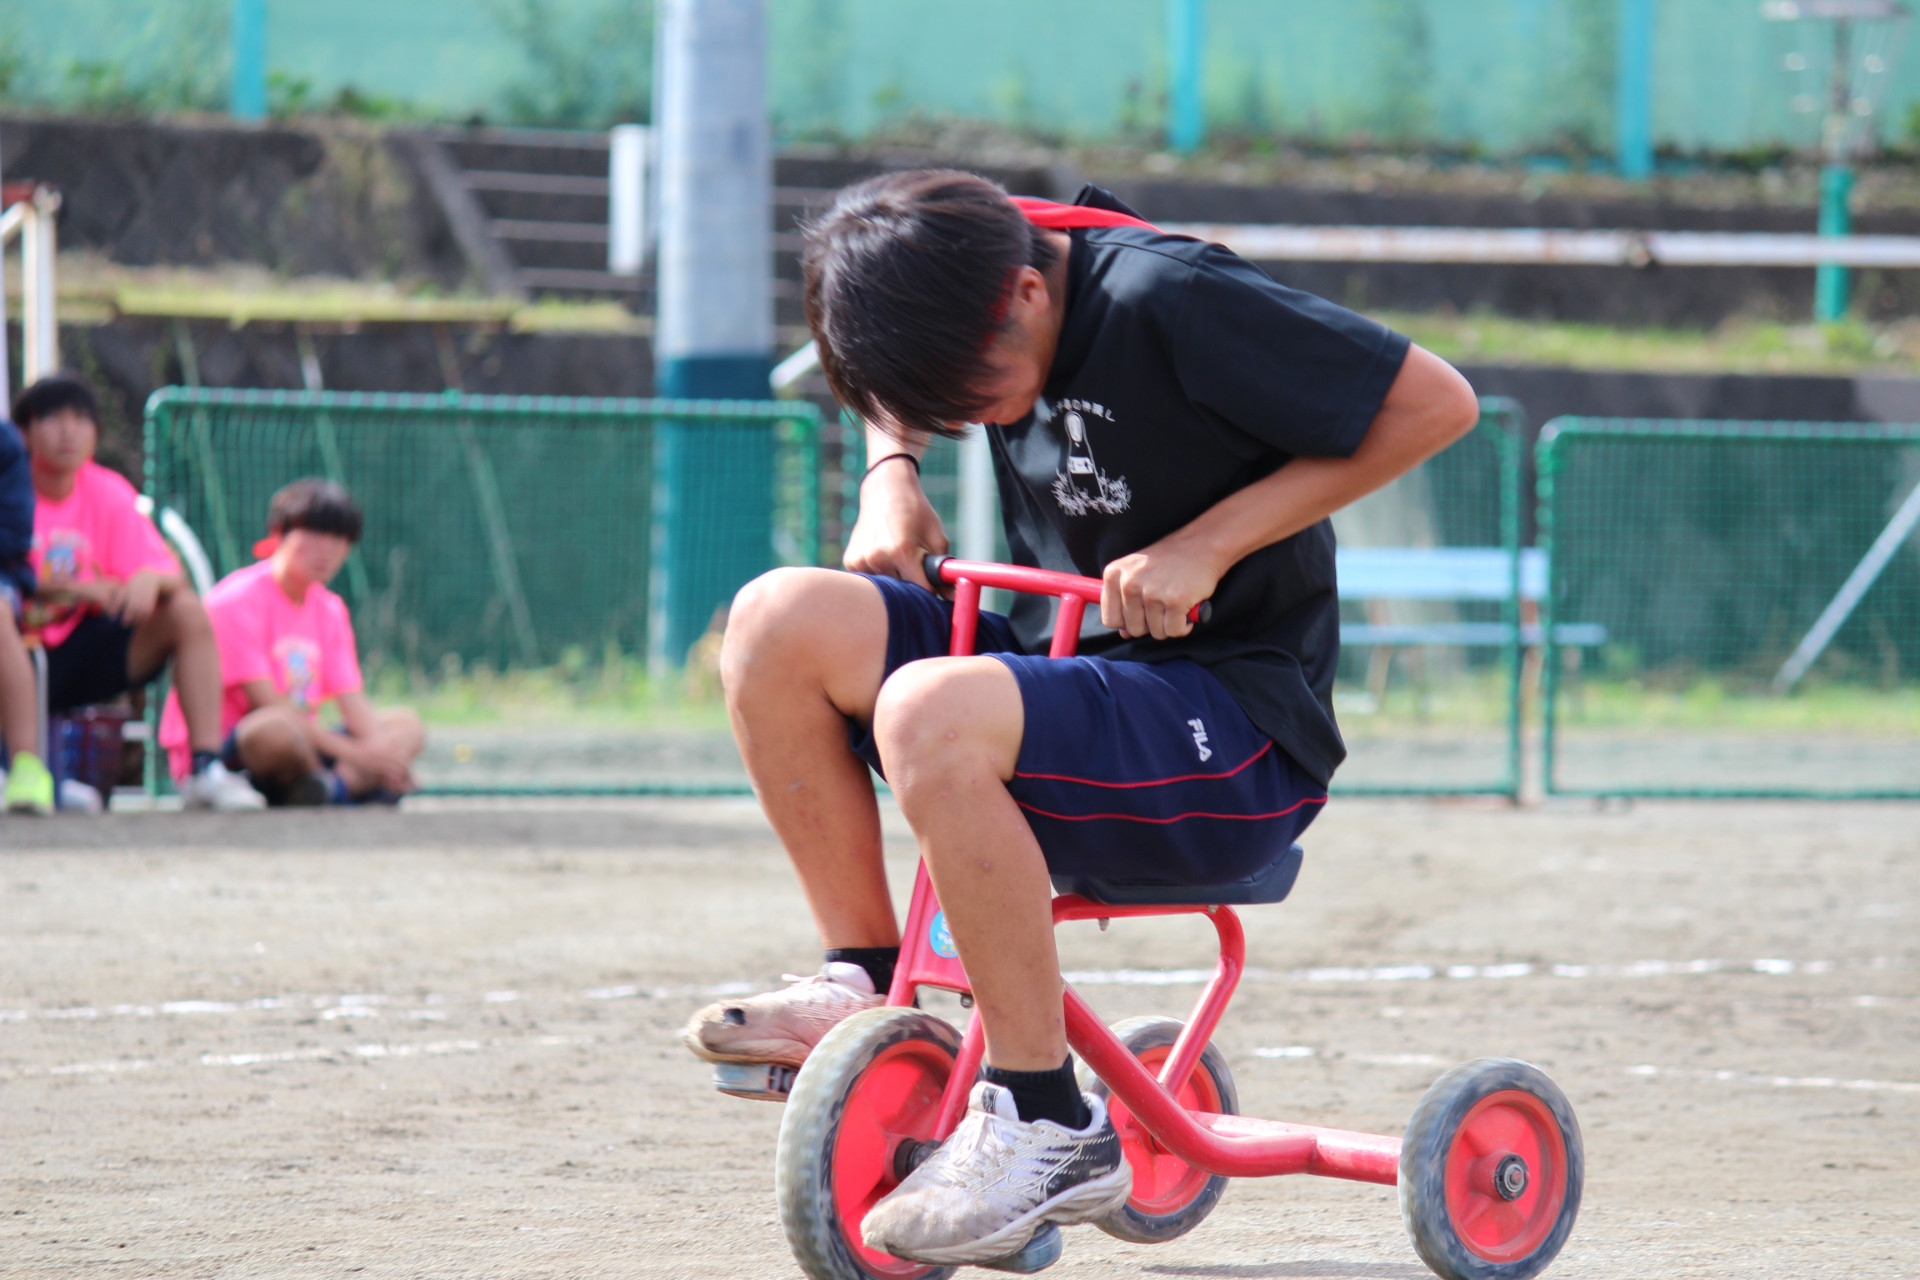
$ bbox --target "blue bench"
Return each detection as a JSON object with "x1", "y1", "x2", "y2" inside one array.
[{"x1": 1337, "y1": 547, "x2": 1606, "y2": 649}]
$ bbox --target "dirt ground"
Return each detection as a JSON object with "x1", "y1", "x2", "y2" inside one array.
[{"x1": 2, "y1": 797, "x2": 1915, "y2": 1279}]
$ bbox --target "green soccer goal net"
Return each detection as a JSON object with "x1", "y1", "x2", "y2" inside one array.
[
  {"x1": 1329, "y1": 398, "x2": 1525, "y2": 798},
  {"x1": 1539, "y1": 418, "x2": 1920, "y2": 799},
  {"x1": 145, "y1": 389, "x2": 821, "y2": 796}
]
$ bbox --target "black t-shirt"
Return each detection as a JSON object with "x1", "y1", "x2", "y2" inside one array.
[{"x1": 987, "y1": 189, "x2": 1410, "y2": 785}]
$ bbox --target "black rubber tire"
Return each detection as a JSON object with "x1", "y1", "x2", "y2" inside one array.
[
  {"x1": 775, "y1": 1006, "x2": 963, "y2": 1280},
  {"x1": 1077, "y1": 1015, "x2": 1238, "y2": 1245},
  {"x1": 1399, "y1": 1058, "x2": 1584, "y2": 1280}
]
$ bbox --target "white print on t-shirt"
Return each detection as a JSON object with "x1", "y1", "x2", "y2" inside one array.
[
  {"x1": 1188, "y1": 718, "x2": 1213, "y2": 762},
  {"x1": 1050, "y1": 400, "x2": 1131, "y2": 517}
]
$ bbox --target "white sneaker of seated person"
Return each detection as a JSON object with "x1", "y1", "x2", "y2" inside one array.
[
  {"x1": 682, "y1": 961, "x2": 882, "y2": 1068},
  {"x1": 180, "y1": 759, "x2": 267, "y2": 812},
  {"x1": 861, "y1": 1082, "x2": 1132, "y2": 1266}
]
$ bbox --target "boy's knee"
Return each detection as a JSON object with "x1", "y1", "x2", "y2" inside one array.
[
  {"x1": 165, "y1": 588, "x2": 212, "y2": 637},
  {"x1": 382, "y1": 706, "x2": 426, "y2": 753},
  {"x1": 722, "y1": 567, "x2": 875, "y2": 688},
  {"x1": 235, "y1": 708, "x2": 310, "y2": 774},
  {"x1": 872, "y1": 659, "x2": 1019, "y2": 790}
]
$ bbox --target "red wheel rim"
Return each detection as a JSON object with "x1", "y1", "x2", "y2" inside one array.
[
  {"x1": 1443, "y1": 1088, "x2": 1568, "y2": 1264},
  {"x1": 1105, "y1": 1044, "x2": 1221, "y2": 1218},
  {"x1": 830, "y1": 1039, "x2": 953, "y2": 1278}
]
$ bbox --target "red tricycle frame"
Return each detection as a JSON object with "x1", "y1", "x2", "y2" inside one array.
[{"x1": 887, "y1": 556, "x2": 1400, "y2": 1185}]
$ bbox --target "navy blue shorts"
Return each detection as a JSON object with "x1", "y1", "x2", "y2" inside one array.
[{"x1": 848, "y1": 573, "x2": 1327, "y2": 884}]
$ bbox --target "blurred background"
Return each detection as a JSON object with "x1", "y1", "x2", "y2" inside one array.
[{"x1": 3, "y1": 0, "x2": 1915, "y2": 803}]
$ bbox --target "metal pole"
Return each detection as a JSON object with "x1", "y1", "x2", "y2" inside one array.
[
  {"x1": 651, "y1": 0, "x2": 774, "y2": 672},
  {"x1": 1167, "y1": 0, "x2": 1205, "y2": 155},
  {"x1": 19, "y1": 201, "x2": 43, "y2": 384},
  {"x1": 1817, "y1": 18, "x2": 1855, "y2": 321},
  {"x1": 231, "y1": 0, "x2": 267, "y2": 121},
  {"x1": 1772, "y1": 473, "x2": 1920, "y2": 693},
  {"x1": 1615, "y1": 0, "x2": 1656, "y2": 180}
]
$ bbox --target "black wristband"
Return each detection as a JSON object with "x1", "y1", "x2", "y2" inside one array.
[{"x1": 862, "y1": 452, "x2": 921, "y2": 481}]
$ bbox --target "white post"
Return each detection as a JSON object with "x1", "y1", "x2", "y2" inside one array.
[
  {"x1": 15, "y1": 191, "x2": 59, "y2": 384},
  {"x1": 33, "y1": 191, "x2": 58, "y2": 377},
  {"x1": 957, "y1": 427, "x2": 996, "y2": 562},
  {"x1": 19, "y1": 200, "x2": 44, "y2": 384},
  {"x1": 608, "y1": 123, "x2": 651, "y2": 275}
]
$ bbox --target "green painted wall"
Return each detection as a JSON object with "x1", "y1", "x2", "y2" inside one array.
[{"x1": 3, "y1": 0, "x2": 1916, "y2": 155}]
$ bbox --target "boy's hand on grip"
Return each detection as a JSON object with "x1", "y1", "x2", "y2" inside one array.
[
  {"x1": 844, "y1": 462, "x2": 948, "y2": 594},
  {"x1": 1101, "y1": 534, "x2": 1222, "y2": 641}
]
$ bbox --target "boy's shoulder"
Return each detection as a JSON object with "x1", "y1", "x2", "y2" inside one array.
[
  {"x1": 207, "y1": 559, "x2": 276, "y2": 606},
  {"x1": 76, "y1": 460, "x2": 144, "y2": 506}
]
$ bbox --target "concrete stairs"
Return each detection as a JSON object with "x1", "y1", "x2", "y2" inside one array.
[{"x1": 409, "y1": 128, "x2": 1061, "y2": 338}]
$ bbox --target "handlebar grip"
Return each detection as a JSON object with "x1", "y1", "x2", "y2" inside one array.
[
  {"x1": 1189, "y1": 600, "x2": 1213, "y2": 627},
  {"x1": 923, "y1": 553, "x2": 951, "y2": 586}
]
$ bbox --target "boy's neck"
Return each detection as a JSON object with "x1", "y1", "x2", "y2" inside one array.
[
  {"x1": 30, "y1": 459, "x2": 80, "y2": 501},
  {"x1": 269, "y1": 552, "x2": 311, "y2": 605}
]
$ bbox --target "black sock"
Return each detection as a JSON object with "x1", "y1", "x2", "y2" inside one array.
[
  {"x1": 981, "y1": 1057, "x2": 1091, "y2": 1130},
  {"x1": 191, "y1": 750, "x2": 219, "y2": 776},
  {"x1": 824, "y1": 946, "x2": 899, "y2": 995}
]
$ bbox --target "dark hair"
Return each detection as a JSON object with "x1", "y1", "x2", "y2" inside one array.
[
  {"x1": 13, "y1": 374, "x2": 100, "y2": 431},
  {"x1": 802, "y1": 169, "x2": 1058, "y2": 441},
  {"x1": 268, "y1": 478, "x2": 363, "y2": 543}
]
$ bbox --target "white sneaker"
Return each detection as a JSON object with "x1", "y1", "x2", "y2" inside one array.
[
  {"x1": 180, "y1": 760, "x2": 266, "y2": 812},
  {"x1": 682, "y1": 961, "x2": 881, "y2": 1068},
  {"x1": 861, "y1": 1082, "x2": 1131, "y2": 1266}
]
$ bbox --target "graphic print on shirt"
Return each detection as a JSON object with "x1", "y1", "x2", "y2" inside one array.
[
  {"x1": 1050, "y1": 399, "x2": 1132, "y2": 517},
  {"x1": 274, "y1": 637, "x2": 322, "y2": 709},
  {"x1": 22, "y1": 530, "x2": 91, "y2": 631}
]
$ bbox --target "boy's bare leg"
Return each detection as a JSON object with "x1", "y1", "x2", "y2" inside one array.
[
  {"x1": 128, "y1": 591, "x2": 223, "y2": 752},
  {"x1": 233, "y1": 704, "x2": 322, "y2": 786},
  {"x1": 722, "y1": 567, "x2": 897, "y2": 949},
  {"x1": 873, "y1": 657, "x2": 1064, "y2": 1071},
  {"x1": 0, "y1": 608, "x2": 37, "y2": 758}
]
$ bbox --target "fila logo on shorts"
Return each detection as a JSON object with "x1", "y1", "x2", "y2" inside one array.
[{"x1": 1188, "y1": 718, "x2": 1212, "y2": 762}]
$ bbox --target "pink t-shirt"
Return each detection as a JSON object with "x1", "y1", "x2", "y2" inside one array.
[
  {"x1": 159, "y1": 560, "x2": 364, "y2": 780},
  {"x1": 25, "y1": 461, "x2": 182, "y2": 647}
]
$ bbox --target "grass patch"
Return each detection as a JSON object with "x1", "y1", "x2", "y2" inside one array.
[{"x1": 1381, "y1": 311, "x2": 1920, "y2": 375}]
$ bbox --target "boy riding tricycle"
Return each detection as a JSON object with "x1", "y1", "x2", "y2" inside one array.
[{"x1": 682, "y1": 172, "x2": 1582, "y2": 1280}]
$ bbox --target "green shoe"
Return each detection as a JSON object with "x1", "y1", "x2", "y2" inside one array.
[{"x1": 5, "y1": 751, "x2": 54, "y2": 816}]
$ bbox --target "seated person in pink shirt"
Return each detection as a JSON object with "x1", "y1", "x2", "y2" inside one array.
[
  {"x1": 161, "y1": 478, "x2": 424, "y2": 805},
  {"x1": 18, "y1": 375, "x2": 262, "y2": 811}
]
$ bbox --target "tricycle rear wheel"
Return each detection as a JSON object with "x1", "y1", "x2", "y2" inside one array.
[{"x1": 1078, "y1": 1016, "x2": 1237, "y2": 1245}]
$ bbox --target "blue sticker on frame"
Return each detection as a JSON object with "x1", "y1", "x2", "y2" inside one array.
[{"x1": 928, "y1": 910, "x2": 959, "y2": 958}]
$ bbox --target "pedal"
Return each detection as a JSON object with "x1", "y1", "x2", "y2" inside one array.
[
  {"x1": 978, "y1": 1223, "x2": 1062, "y2": 1274},
  {"x1": 712, "y1": 1061, "x2": 796, "y2": 1102}
]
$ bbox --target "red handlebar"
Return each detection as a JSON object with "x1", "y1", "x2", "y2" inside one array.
[{"x1": 923, "y1": 555, "x2": 1211, "y2": 659}]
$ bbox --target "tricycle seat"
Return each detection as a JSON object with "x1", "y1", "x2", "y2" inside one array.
[{"x1": 1050, "y1": 843, "x2": 1304, "y2": 907}]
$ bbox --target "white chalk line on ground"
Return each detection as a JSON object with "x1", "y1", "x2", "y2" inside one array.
[
  {"x1": 0, "y1": 1033, "x2": 587, "y2": 1082},
  {"x1": 1, "y1": 955, "x2": 1902, "y2": 1028},
  {"x1": 1250, "y1": 1045, "x2": 1920, "y2": 1095}
]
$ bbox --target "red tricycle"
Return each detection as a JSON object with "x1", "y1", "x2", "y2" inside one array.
[{"x1": 715, "y1": 557, "x2": 1583, "y2": 1280}]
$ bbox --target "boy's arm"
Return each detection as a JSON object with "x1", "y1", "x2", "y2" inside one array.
[
  {"x1": 843, "y1": 419, "x2": 948, "y2": 591},
  {"x1": 1102, "y1": 344, "x2": 1479, "y2": 640}
]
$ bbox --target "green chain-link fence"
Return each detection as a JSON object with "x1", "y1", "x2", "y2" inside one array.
[
  {"x1": 145, "y1": 388, "x2": 820, "y2": 795},
  {"x1": 1539, "y1": 418, "x2": 1920, "y2": 799}
]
